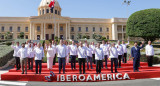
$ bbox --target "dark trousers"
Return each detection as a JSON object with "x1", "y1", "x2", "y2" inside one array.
[
  {"x1": 147, "y1": 56, "x2": 153, "y2": 67},
  {"x1": 118, "y1": 55, "x2": 122, "y2": 67},
  {"x1": 92, "y1": 54, "x2": 95, "y2": 64},
  {"x1": 58, "y1": 58, "x2": 66, "y2": 74},
  {"x1": 123, "y1": 53, "x2": 127, "y2": 63},
  {"x1": 15, "y1": 57, "x2": 20, "y2": 70},
  {"x1": 111, "y1": 58, "x2": 118, "y2": 72},
  {"x1": 78, "y1": 58, "x2": 86, "y2": 74},
  {"x1": 71, "y1": 55, "x2": 76, "y2": 69},
  {"x1": 96, "y1": 60, "x2": 102, "y2": 73},
  {"x1": 28, "y1": 58, "x2": 33, "y2": 70},
  {"x1": 101, "y1": 55, "x2": 108, "y2": 68},
  {"x1": 35, "y1": 60, "x2": 42, "y2": 74},
  {"x1": 87, "y1": 56, "x2": 93, "y2": 69},
  {"x1": 53, "y1": 54, "x2": 56, "y2": 65},
  {"x1": 133, "y1": 58, "x2": 140, "y2": 71}
]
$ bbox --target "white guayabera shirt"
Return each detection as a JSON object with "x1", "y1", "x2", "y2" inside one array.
[
  {"x1": 95, "y1": 48, "x2": 104, "y2": 60},
  {"x1": 56, "y1": 44, "x2": 68, "y2": 58},
  {"x1": 77, "y1": 46, "x2": 87, "y2": 58},
  {"x1": 11, "y1": 45, "x2": 21, "y2": 57},
  {"x1": 17, "y1": 47, "x2": 28, "y2": 59},
  {"x1": 34, "y1": 47, "x2": 44, "y2": 60}
]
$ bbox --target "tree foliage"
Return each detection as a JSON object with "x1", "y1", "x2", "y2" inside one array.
[{"x1": 126, "y1": 8, "x2": 160, "y2": 42}]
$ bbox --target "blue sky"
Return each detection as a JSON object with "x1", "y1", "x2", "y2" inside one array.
[{"x1": 0, "y1": 0, "x2": 159, "y2": 18}]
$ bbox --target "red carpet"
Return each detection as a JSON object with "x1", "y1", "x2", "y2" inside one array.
[{"x1": 1, "y1": 61, "x2": 160, "y2": 82}]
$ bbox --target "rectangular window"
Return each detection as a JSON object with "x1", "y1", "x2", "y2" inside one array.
[
  {"x1": 55, "y1": 10, "x2": 57, "y2": 14},
  {"x1": 37, "y1": 26, "x2": 40, "y2": 32},
  {"x1": 106, "y1": 28, "x2": 109, "y2": 32},
  {"x1": 1, "y1": 35, "x2": 4, "y2": 39},
  {"x1": 43, "y1": 9, "x2": 44, "y2": 14},
  {"x1": 79, "y1": 35, "x2": 82, "y2": 39},
  {"x1": 9, "y1": 27, "x2": 12, "y2": 32},
  {"x1": 25, "y1": 35, "x2": 28, "y2": 39},
  {"x1": 71, "y1": 35, "x2": 74, "y2": 39},
  {"x1": 78, "y1": 27, "x2": 81, "y2": 32},
  {"x1": 86, "y1": 27, "x2": 88, "y2": 32},
  {"x1": 60, "y1": 26, "x2": 63, "y2": 31},
  {"x1": 17, "y1": 27, "x2": 20, "y2": 32},
  {"x1": 46, "y1": 9, "x2": 49, "y2": 13},
  {"x1": 93, "y1": 27, "x2": 95, "y2": 32},
  {"x1": 100, "y1": 27, "x2": 102, "y2": 32},
  {"x1": 71, "y1": 27, "x2": 74, "y2": 32},
  {"x1": 48, "y1": 24, "x2": 52, "y2": 29},
  {"x1": 25, "y1": 27, "x2": 28, "y2": 32},
  {"x1": 107, "y1": 35, "x2": 109, "y2": 39},
  {"x1": 1, "y1": 26, "x2": 4, "y2": 32}
]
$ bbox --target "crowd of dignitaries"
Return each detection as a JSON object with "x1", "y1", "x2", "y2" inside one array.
[{"x1": 11, "y1": 39, "x2": 154, "y2": 74}]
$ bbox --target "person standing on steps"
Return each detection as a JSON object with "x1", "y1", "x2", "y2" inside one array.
[
  {"x1": 109, "y1": 43, "x2": 118, "y2": 73},
  {"x1": 145, "y1": 41, "x2": 154, "y2": 67},
  {"x1": 100, "y1": 40, "x2": 109, "y2": 69},
  {"x1": 17, "y1": 43, "x2": 28, "y2": 74},
  {"x1": 46, "y1": 43, "x2": 56, "y2": 70},
  {"x1": 11, "y1": 42, "x2": 21, "y2": 70},
  {"x1": 131, "y1": 42, "x2": 144, "y2": 72},
  {"x1": 86, "y1": 43, "x2": 93, "y2": 70},
  {"x1": 56, "y1": 40, "x2": 68, "y2": 74},
  {"x1": 95, "y1": 43, "x2": 104, "y2": 74},
  {"x1": 90, "y1": 42, "x2": 96, "y2": 64},
  {"x1": 116, "y1": 41, "x2": 123, "y2": 68},
  {"x1": 121, "y1": 39, "x2": 130, "y2": 63},
  {"x1": 27, "y1": 43, "x2": 34, "y2": 71},
  {"x1": 69, "y1": 41, "x2": 78, "y2": 70},
  {"x1": 77, "y1": 42, "x2": 87, "y2": 74},
  {"x1": 34, "y1": 43, "x2": 44, "y2": 74}
]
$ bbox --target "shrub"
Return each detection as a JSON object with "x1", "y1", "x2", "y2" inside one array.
[{"x1": 5, "y1": 42, "x2": 12, "y2": 46}]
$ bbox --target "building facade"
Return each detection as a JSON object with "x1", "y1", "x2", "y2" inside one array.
[{"x1": 0, "y1": 0, "x2": 128, "y2": 40}]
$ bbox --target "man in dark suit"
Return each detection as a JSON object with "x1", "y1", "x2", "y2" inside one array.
[{"x1": 131, "y1": 42, "x2": 143, "y2": 72}]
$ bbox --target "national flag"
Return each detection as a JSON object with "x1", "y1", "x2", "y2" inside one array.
[{"x1": 49, "y1": 0, "x2": 55, "y2": 13}]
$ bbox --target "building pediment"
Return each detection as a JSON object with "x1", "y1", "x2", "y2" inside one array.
[{"x1": 29, "y1": 13, "x2": 70, "y2": 23}]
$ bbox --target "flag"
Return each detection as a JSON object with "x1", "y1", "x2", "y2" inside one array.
[{"x1": 49, "y1": 0, "x2": 55, "y2": 13}]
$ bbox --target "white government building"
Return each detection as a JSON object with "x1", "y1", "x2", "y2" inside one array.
[{"x1": 0, "y1": 0, "x2": 128, "y2": 40}]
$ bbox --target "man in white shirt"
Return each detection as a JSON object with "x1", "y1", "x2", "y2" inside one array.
[
  {"x1": 27, "y1": 43, "x2": 34, "y2": 70},
  {"x1": 34, "y1": 43, "x2": 44, "y2": 74},
  {"x1": 145, "y1": 41, "x2": 154, "y2": 67},
  {"x1": 11, "y1": 42, "x2": 21, "y2": 70},
  {"x1": 95, "y1": 43, "x2": 104, "y2": 74},
  {"x1": 77, "y1": 42, "x2": 87, "y2": 74},
  {"x1": 121, "y1": 40, "x2": 130, "y2": 63},
  {"x1": 56, "y1": 40, "x2": 68, "y2": 74},
  {"x1": 86, "y1": 44, "x2": 93, "y2": 69},
  {"x1": 52, "y1": 40, "x2": 57, "y2": 65},
  {"x1": 17, "y1": 43, "x2": 28, "y2": 74},
  {"x1": 69, "y1": 41, "x2": 78, "y2": 70},
  {"x1": 116, "y1": 41, "x2": 123, "y2": 68},
  {"x1": 100, "y1": 40, "x2": 109, "y2": 69},
  {"x1": 109, "y1": 43, "x2": 118, "y2": 73},
  {"x1": 90, "y1": 42, "x2": 96, "y2": 64}
]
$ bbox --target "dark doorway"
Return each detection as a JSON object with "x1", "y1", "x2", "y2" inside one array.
[
  {"x1": 52, "y1": 34, "x2": 54, "y2": 40},
  {"x1": 37, "y1": 35, "x2": 40, "y2": 40},
  {"x1": 46, "y1": 34, "x2": 49, "y2": 40},
  {"x1": 60, "y1": 35, "x2": 63, "y2": 40}
]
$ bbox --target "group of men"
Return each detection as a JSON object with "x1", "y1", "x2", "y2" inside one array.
[{"x1": 11, "y1": 39, "x2": 154, "y2": 74}]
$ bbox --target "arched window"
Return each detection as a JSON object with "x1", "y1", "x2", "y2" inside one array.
[
  {"x1": 46, "y1": 9, "x2": 49, "y2": 13},
  {"x1": 42, "y1": 9, "x2": 44, "y2": 14}
]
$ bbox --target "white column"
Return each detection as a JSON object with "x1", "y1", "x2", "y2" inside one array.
[
  {"x1": 44, "y1": 23, "x2": 46, "y2": 40},
  {"x1": 122, "y1": 25, "x2": 124, "y2": 40},
  {"x1": 68, "y1": 23, "x2": 70, "y2": 39},
  {"x1": 66, "y1": 23, "x2": 68, "y2": 40},
  {"x1": 30, "y1": 23, "x2": 32, "y2": 39},
  {"x1": 33, "y1": 24, "x2": 35, "y2": 40},
  {"x1": 112, "y1": 24, "x2": 118, "y2": 40},
  {"x1": 41, "y1": 23, "x2": 43, "y2": 40},
  {"x1": 58, "y1": 23, "x2": 60, "y2": 38},
  {"x1": 54, "y1": 23, "x2": 57, "y2": 37}
]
